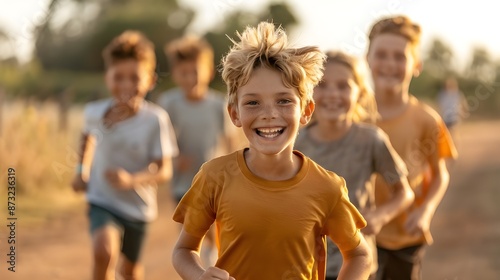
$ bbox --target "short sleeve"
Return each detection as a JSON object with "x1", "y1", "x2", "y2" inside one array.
[
  {"x1": 150, "y1": 110, "x2": 179, "y2": 159},
  {"x1": 373, "y1": 128, "x2": 408, "y2": 187},
  {"x1": 172, "y1": 164, "x2": 216, "y2": 238},
  {"x1": 82, "y1": 103, "x2": 94, "y2": 134},
  {"x1": 422, "y1": 113, "x2": 458, "y2": 161},
  {"x1": 323, "y1": 177, "x2": 367, "y2": 252}
]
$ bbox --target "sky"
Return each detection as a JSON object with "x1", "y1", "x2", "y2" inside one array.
[{"x1": 1, "y1": 0, "x2": 499, "y2": 71}]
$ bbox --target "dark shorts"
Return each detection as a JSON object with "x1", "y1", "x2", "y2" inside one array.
[
  {"x1": 376, "y1": 244, "x2": 426, "y2": 280},
  {"x1": 88, "y1": 204, "x2": 148, "y2": 263}
]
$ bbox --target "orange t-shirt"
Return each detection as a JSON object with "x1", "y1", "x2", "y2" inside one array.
[
  {"x1": 375, "y1": 95, "x2": 458, "y2": 249},
  {"x1": 173, "y1": 149, "x2": 366, "y2": 280}
]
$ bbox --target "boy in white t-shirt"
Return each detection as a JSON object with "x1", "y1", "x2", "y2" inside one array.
[{"x1": 71, "y1": 30, "x2": 178, "y2": 280}]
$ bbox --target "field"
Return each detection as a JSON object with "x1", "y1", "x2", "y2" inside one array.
[{"x1": 0, "y1": 101, "x2": 499, "y2": 279}]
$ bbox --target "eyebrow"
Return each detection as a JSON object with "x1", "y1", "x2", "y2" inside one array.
[{"x1": 240, "y1": 91, "x2": 295, "y2": 97}]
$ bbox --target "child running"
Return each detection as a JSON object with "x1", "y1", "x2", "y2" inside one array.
[
  {"x1": 156, "y1": 35, "x2": 237, "y2": 266},
  {"x1": 366, "y1": 15, "x2": 458, "y2": 280},
  {"x1": 171, "y1": 22, "x2": 372, "y2": 280},
  {"x1": 294, "y1": 50, "x2": 414, "y2": 280},
  {"x1": 71, "y1": 30, "x2": 178, "y2": 280}
]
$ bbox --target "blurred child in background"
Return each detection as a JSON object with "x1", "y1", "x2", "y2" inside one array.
[
  {"x1": 366, "y1": 15, "x2": 458, "y2": 280},
  {"x1": 71, "y1": 30, "x2": 178, "y2": 280},
  {"x1": 156, "y1": 35, "x2": 237, "y2": 267}
]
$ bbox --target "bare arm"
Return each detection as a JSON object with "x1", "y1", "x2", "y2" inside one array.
[
  {"x1": 362, "y1": 178, "x2": 414, "y2": 235},
  {"x1": 337, "y1": 234, "x2": 372, "y2": 280},
  {"x1": 405, "y1": 157, "x2": 450, "y2": 236},
  {"x1": 173, "y1": 228, "x2": 234, "y2": 280},
  {"x1": 71, "y1": 133, "x2": 93, "y2": 192}
]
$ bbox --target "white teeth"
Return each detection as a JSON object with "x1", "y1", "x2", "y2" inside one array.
[
  {"x1": 258, "y1": 128, "x2": 282, "y2": 133},
  {"x1": 256, "y1": 127, "x2": 284, "y2": 138}
]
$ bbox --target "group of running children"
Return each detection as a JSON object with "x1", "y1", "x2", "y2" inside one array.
[{"x1": 71, "y1": 15, "x2": 457, "y2": 280}]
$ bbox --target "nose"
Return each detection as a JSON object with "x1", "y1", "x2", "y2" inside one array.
[{"x1": 262, "y1": 104, "x2": 278, "y2": 119}]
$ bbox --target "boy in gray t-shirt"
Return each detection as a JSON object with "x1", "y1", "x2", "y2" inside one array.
[{"x1": 71, "y1": 31, "x2": 178, "y2": 280}]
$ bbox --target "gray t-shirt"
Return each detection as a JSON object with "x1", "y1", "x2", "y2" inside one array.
[
  {"x1": 156, "y1": 88, "x2": 232, "y2": 200},
  {"x1": 84, "y1": 98, "x2": 178, "y2": 222},
  {"x1": 294, "y1": 122, "x2": 407, "y2": 276}
]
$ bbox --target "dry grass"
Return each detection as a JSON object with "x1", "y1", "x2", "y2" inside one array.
[{"x1": 0, "y1": 100, "x2": 86, "y2": 224}]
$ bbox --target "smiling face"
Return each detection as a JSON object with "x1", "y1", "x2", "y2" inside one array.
[
  {"x1": 313, "y1": 62, "x2": 360, "y2": 124},
  {"x1": 367, "y1": 33, "x2": 421, "y2": 96},
  {"x1": 105, "y1": 58, "x2": 155, "y2": 108},
  {"x1": 172, "y1": 57, "x2": 213, "y2": 100},
  {"x1": 229, "y1": 67, "x2": 313, "y2": 156}
]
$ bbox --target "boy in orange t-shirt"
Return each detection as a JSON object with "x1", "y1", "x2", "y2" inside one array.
[
  {"x1": 366, "y1": 15, "x2": 458, "y2": 280},
  {"x1": 171, "y1": 22, "x2": 372, "y2": 280}
]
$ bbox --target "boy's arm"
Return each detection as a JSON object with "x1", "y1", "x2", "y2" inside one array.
[
  {"x1": 337, "y1": 234, "x2": 372, "y2": 280},
  {"x1": 173, "y1": 228, "x2": 234, "y2": 280},
  {"x1": 405, "y1": 157, "x2": 449, "y2": 236},
  {"x1": 362, "y1": 178, "x2": 414, "y2": 235},
  {"x1": 71, "y1": 133, "x2": 92, "y2": 192},
  {"x1": 105, "y1": 156, "x2": 173, "y2": 190}
]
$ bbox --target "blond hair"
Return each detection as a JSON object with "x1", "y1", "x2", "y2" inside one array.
[
  {"x1": 102, "y1": 30, "x2": 156, "y2": 73},
  {"x1": 368, "y1": 15, "x2": 422, "y2": 59},
  {"x1": 165, "y1": 35, "x2": 214, "y2": 70},
  {"x1": 221, "y1": 21, "x2": 326, "y2": 111},
  {"x1": 324, "y1": 51, "x2": 378, "y2": 123}
]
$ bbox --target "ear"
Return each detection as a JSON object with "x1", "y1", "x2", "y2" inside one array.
[
  {"x1": 300, "y1": 101, "x2": 315, "y2": 125},
  {"x1": 228, "y1": 104, "x2": 242, "y2": 127},
  {"x1": 413, "y1": 60, "x2": 423, "y2": 77},
  {"x1": 149, "y1": 73, "x2": 158, "y2": 91}
]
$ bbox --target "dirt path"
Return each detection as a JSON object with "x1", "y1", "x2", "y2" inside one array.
[{"x1": 1, "y1": 120, "x2": 499, "y2": 280}]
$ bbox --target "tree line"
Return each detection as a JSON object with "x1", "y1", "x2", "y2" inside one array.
[{"x1": 0, "y1": 0, "x2": 498, "y2": 117}]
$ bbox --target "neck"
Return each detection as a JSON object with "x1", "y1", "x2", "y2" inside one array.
[
  {"x1": 185, "y1": 86, "x2": 208, "y2": 102},
  {"x1": 375, "y1": 90, "x2": 410, "y2": 120},
  {"x1": 244, "y1": 148, "x2": 300, "y2": 181}
]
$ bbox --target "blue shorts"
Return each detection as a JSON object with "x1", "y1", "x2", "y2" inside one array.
[{"x1": 88, "y1": 204, "x2": 148, "y2": 263}]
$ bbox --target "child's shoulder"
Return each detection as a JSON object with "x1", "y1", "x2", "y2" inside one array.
[
  {"x1": 157, "y1": 87, "x2": 183, "y2": 104},
  {"x1": 198, "y1": 150, "x2": 240, "y2": 175},
  {"x1": 409, "y1": 95, "x2": 444, "y2": 125},
  {"x1": 84, "y1": 98, "x2": 113, "y2": 118},
  {"x1": 354, "y1": 122, "x2": 386, "y2": 137},
  {"x1": 301, "y1": 153, "x2": 345, "y2": 189},
  {"x1": 141, "y1": 101, "x2": 171, "y2": 120}
]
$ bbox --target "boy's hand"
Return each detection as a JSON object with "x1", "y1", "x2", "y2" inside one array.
[
  {"x1": 105, "y1": 168, "x2": 134, "y2": 190},
  {"x1": 71, "y1": 175, "x2": 87, "y2": 192},
  {"x1": 198, "y1": 267, "x2": 235, "y2": 280},
  {"x1": 405, "y1": 207, "x2": 432, "y2": 236}
]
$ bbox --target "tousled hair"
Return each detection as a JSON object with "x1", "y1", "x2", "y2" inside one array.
[
  {"x1": 368, "y1": 15, "x2": 422, "y2": 58},
  {"x1": 221, "y1": 21, "x2": 326, "y2": 111},
  {"x1": 102, "y1": 30, "x2": 156, "y2": 73},
  {"x1": 165, "y1": 35, "x2": 214, "y2": 70}
]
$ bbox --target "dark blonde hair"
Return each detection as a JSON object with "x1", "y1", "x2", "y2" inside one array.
[
  {"x1": 164, "y1": 35, "x2": 214, "y2": 70},
  {"x1": 102, "y1": 30, "x2": 156, "y2": 73},
  {"x1": 368, "y1": 15, "x2": 422, "y2": 58},
  {"x1": 221, "y1": 21, "x2": 326, "y2": 111},
  {"x1": 324, "y1": 51, "x2": 378, "y2": 123}
]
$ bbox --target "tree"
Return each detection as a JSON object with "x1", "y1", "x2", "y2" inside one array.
[
  {"x1": 423, "y1": 38, "x2": 454, "y2": 78},
  {"x1": 34, "y1": 0, "x2": 194, "y2": 72},
  {"x1": 203, "y1": 2, "x2": 298, "y2": 91},
  {"x1": 465, "y1": 46, "x2": 495, "y2": 82}
]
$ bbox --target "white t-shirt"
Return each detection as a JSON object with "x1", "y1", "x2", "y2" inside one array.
[{"x1": 84, "y1": 98, "x2": 178, "y2": 222}]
